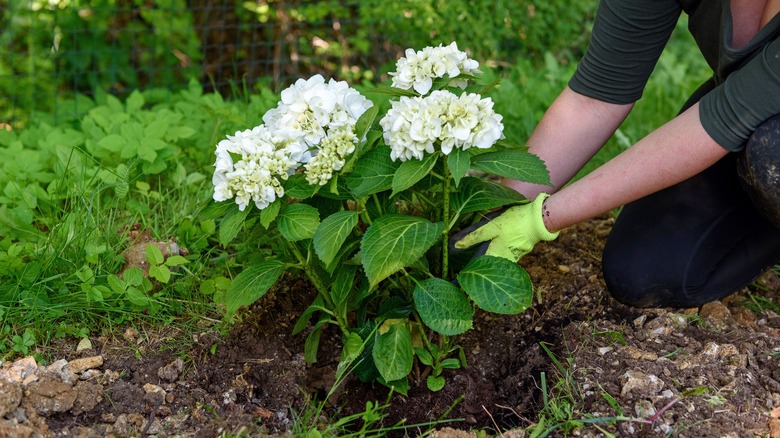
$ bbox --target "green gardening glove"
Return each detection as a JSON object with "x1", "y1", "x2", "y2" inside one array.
[{"x1": 449, "y1": 193, "x2": 559, "y2": 262}]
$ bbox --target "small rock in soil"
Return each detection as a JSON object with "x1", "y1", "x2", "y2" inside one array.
[
  {"x1": 157, "y1": 357, "x2": 184, "y2": 382},
  {"x1": 66, "y1": 356, "x2": 103, "y2": 375},
  {"x1": 0, "y1": 379, "x2": 23, "y2": 417},
  {"x1": 620, "y1": 369, "x2": 665, "y2": 397}
]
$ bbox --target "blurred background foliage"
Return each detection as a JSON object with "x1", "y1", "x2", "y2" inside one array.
[{"x1": 0, "y1": 0, "x2": 599, "y2": 125}]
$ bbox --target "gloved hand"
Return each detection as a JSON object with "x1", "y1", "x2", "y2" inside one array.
[{"x1": 449, "y1": 193, "x2": 559, "y2": 262}]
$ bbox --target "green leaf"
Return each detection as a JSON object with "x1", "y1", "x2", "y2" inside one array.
[
  {"x1": 330, "y1": 265, "x2": 357, "y2": 311},
  {"x1": 391, "y1": 153, "x2": 438, "y2": 197},
  {"x1": 284, "y1": 174, "x2": 320, "y2": 199},
  {"x1": 346, "y1": 146, "x2": 400, "y2": 197},
  {"x1": 224, "y1": 260, "x2": 285, "y2": 316},
  {"x1": 470, "y1": 150, "x2": 551, "y2": 185},
  {"x1": 96, "y1": 134, "x2": 127, "y2": 153},
  {"x1": 355, "y1": 104, "x2": 379, "y2": 141},
  {"x1": 457, "y1": 256, "x2": 533, "y2": 314},
  {"x1": 165, "y1": 255, "x2": 189, "y2": 267},
  {"x1": 123, "y1": 268, "x2": 144, "y2": 287},
  {"x1": 149, "y1": 265, "x2": 171, "y2": 283},
  {"x1": 278, "y1": 203, "x2": 320, "y2": 241},
  {"x1": 447, "y1": 148, "x2": 471, "y2": 187},
  {"x1": 313, "y1": 211, "x2": 358, "y2": 266},
  {"x1": 145, "y1": 244, "x2": 165, "y2": 265},
  {"x1": 304, "y1": 317, "x2": 330, "y2": 364},
  {"x1": 451, "y1": 177, "x2": 526, "y2": 215},
  {"x1": 427, "y1": 375, "x2": 446, "y2": 392},
  {"x1": 219, "y1": 206, "x2": 250, "y2": 247},
  {"x1": 361, "y1": 215, "x2": 445, "y2": 288},
  {"x1": 372, "y1": 322, "x2": 413, "y2": 382},
  {"x1": 126, "y1": 287, "x2": 152, "y2": 307},
  {"x1": 292, "y1": 295, "x2": 327, "y2": 335},
  {"x1": 413, "y1": 278, "x2": 474, "y2": 335},
  {"x1": 415, "y1": 347, "x2": 434, "y2": 366},
  {"x1": 260, "y1": 200, "x2": 281, "y2": 229}
]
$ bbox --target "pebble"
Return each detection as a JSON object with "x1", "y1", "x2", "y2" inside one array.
[
  {"x1": 157, "y1": 358, "x2": 184, "y2": 382},
  {"x1": 67, "y1": 356, "x2": 104, "y2": 375},
  {"x1": 620, "y1": 369, "x2": 665, "y2": 397}
]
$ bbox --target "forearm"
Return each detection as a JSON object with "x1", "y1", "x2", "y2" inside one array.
[
  {"x1": 542, "y1": 102, "x2": 730, "y2": 232},
  {"x1": 503, "y1": 86, "x2": 633, "y2": 198}
]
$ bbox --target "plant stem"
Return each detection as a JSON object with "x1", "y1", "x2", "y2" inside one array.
[
  {"x1": 287, "y1": 241, "x2": 349, "y2": 336},
  {"x1": 441, "y1": 159, "x2": 451, "y2": 281}
]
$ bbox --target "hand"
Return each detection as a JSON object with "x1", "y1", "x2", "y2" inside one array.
[{"x1": 449, "y1": 193, "x2": 559, "y2": 262}]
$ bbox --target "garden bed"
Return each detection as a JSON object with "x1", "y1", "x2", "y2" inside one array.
[{"x1": 2, "y1": 215, "x2": 779, "y2": 437}]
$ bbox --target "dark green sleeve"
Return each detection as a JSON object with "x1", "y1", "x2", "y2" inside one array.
[
  {"x1": 568, "y1": 0, "x2": 682, "y2": 104},
  {"x1": 699, "y1": 36, "x2": 780, "y2": 152}
]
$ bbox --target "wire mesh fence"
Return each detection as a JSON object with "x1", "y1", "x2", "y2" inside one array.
[{"x1": 0, "y1": 0, "x2": 596, "y2": 126}]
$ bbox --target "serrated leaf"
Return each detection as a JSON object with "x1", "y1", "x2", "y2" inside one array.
[
  {"x1": 451, "y1": 177, "x2": 526, "y2": 214},
  {"x1": 149, "y1": 265, "x2": 171, "y2": 283},
  {"x1": 278, "y1": 203, "x2": 320, "y2": 241},
  {"x1": 415, "y1": 347, "x2": 433, "y2": 366},
  {"x1": 96, "y1": 134, "x2": 126, "y2": 153},
  {"x1": 372, "y1": 322, "x2": 413, "y2": 382},
  {"x1": 224, "y1": 260, "x2": 285, "y2": 316},
  {"x1": 330, "y1": 265, "x2": 357, "y2": 311},
  {"x1": 284, "y1": 174, "x2": 320, "y2": 199},
  {"x1": 137, "y1": 143, "x2": 157, "y2": 162},
  {"x1": 447, "y1": 148, "x2": 471, "y2": 187},
  {"x1": 470, "y1": 150, "x2": 550, "y2": 185},
  {"x1": 145, "y1": 244, "x2": 164, "y2": 265},
  {"x1": 126, "y1": 287, "x2": 152, "y2": 307},
  {"x1": 164, "y1": 255, "x2": 189, "y2": 267},
  {"x1": 218, "y1": 206, "x2": 250, "y2": 247},
  {"x1": 346, "y1": 146, "x2": 400, "y2": 197},
  {"x1": 413, "y1": 278, "x2": 473, "y2": 335},
  {"x1": 313, "y1": 211, "x2": 358, "y2": 265},
  {"x1": 361, "y1": 215, "x2": 444, "y2": 288},
  {"x1": 391, "y1": 153, "x2": 438, "y2": 197},
  {"x1": 259, "y1": 200, "x2": 281, "y2": 229},
  {"x1": 457, "y1": 256, "x2": 533, "y2": 314},
  {"x1": 126, "y1": 90, "x2": 145, "y2": 112}
]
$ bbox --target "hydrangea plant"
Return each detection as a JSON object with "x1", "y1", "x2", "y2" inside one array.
[{"x1": 212, "y1": 43, "x2": 550, "y2": 393}]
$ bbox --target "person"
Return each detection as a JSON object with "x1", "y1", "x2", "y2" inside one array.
[{"x1": 451, "y1": 0, "x2": 780, "y2": 308}]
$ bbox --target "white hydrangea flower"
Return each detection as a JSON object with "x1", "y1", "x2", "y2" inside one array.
[
  {"x1": 379, "y1": 90, "x2": 504, "y2": 162},
  {"x1": 212, "y1": 126, "x2": 299, "y2": 211},
  {"x1": 390, "y1": 42, "x2": 480, "y2": 95},
  {"x1": 304, "y1": 125, "x2": 359, "y2": 185},
  {"x1": 263, "y1": 74, "x2": 373, "y2": 165}
]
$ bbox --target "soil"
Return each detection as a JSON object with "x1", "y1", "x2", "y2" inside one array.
[{"x1": 3, "y1": 216, "x2": 780, "y2": 438}]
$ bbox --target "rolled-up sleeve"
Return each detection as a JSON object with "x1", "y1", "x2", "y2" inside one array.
[
  {"x1": 569, "y1": 0, "x2": 682, "y2": 104},
  {"x1": 699, "y1": 37, "x2": 780, "y2": 151}
]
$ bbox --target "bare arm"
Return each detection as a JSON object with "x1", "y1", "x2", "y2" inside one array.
[
  {"x1": 542, "y1": 101, "x2": 729, "y2": 232},
  {"x1": 503, "y1": 86, "x2": 634, "y2": 198}
]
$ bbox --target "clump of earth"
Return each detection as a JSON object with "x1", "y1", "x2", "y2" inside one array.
[{"x1": 2, "y1": 216, "x2": 779, "y2": 437}]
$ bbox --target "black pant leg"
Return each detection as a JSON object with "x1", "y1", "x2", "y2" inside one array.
[{"x1": 601, "y1": 127, "x2": 780, "y2": 308}]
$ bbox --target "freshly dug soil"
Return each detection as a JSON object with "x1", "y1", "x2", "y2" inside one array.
[{"x1": 2, "y1": 216, "x2": 779, "y2": 437}]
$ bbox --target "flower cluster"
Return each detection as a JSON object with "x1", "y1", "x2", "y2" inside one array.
[
  {"x1": 213, "y1": 75, "x2": 372, "y2": 209},
  {"x1": 379, "y1": 90, "x2": 504, "y2": 162},
  {"x1": 304, "y1": 125, "x2": 359, "y2": 185},
  {"x1": 389, "y1": 42, "x2": 480, "y2": 95},
  {"x1": 263, "y1": 74, "x2": 373, "y2": 164},
  {"x1": 212, "y1": 126, "x2": 299, "y2": 211}
]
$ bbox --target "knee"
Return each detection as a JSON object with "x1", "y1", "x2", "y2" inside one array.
[
  {"x1": 601, "y1": 240, "x2": 674, "y2": 308},
  {"x1": 738, "y1": 113, "x2": 780, "y2": 227}
]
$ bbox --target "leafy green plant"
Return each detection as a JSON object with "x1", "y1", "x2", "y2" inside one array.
[
  {"x1": 214, "y1": 45, "x2": 550, "y2": 393},
  {"x1": 11, "y1": 328, "x2": 35, "y2": 356}
]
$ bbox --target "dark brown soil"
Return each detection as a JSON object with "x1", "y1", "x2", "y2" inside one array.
[{"x1": 5, "y1": 216, "x2": 780, "y2": 437}]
